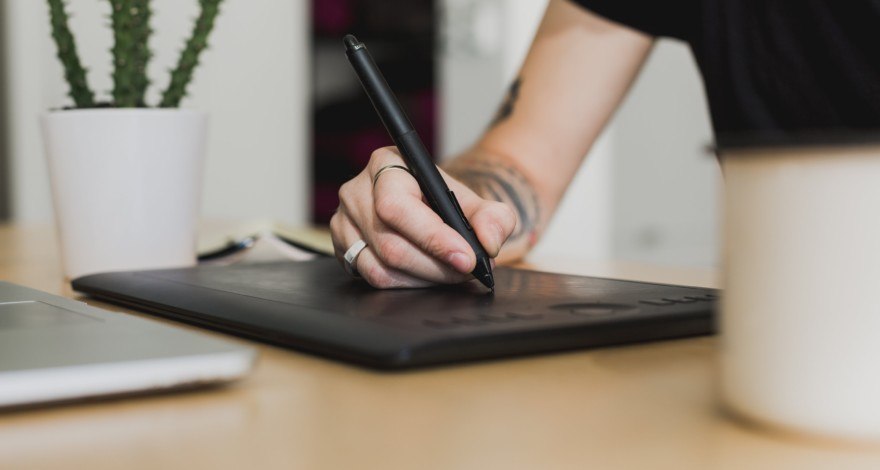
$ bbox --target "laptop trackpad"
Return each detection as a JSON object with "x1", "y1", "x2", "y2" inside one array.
[{"x1": 0, "y1": 302, "x2": 100, "y2": 330}]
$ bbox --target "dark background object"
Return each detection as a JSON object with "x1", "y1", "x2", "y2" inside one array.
[
  {"x1": 0, "y1": 0, "x2": 10, "y2": 221},
  {"x1": 311, "y1": 0, "x2": 436, "y2": 224}
]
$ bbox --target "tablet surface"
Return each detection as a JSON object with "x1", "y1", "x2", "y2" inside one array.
[{"x1": 72, "y1": 259, "x2": 717, "y2": 369}]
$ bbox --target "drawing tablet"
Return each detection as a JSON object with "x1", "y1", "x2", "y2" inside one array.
[{"x1": 72, "y1": 259, "x2": 717, "y2": 369}]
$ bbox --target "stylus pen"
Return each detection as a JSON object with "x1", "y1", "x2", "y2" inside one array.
[{"x1": 344, "y1": 34, "x2": 495, "y2": 290}]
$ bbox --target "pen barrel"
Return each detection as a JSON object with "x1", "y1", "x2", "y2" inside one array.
[
  {"x1": 345, "y1": 37, "x2": 492, "y2": 277},
  {"x1": 395, "y1": 130, "x2": 490, "y2": 262},
  {"x1": 346, "y1": 47, "x2": 413, "y2": 136}
]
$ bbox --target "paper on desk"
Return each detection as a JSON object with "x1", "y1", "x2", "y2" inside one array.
[{"x1": 198, "y1": 220, "x2": 334, "y2": 265}]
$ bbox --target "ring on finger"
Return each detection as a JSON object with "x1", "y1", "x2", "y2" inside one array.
[
  {"x1": 343, "y1": 239, "x2": 368, "y2": 278},
  {"x1": 372, "y1": 164, "x2": 413, "y2": 188}
]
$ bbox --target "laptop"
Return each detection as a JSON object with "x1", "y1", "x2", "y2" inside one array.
[
  {"x1": 72, "y1": 258, "x2": 717, "y2": 369},
  {"x1": 0, "y1": 282, "x2": 256, "y2": 408}
]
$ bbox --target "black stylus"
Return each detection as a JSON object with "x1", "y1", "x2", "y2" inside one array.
[{"x1": 343, "y1": 34, "x2": 494, "y2": 290}]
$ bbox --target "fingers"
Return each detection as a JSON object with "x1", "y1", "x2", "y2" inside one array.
[
  {"x1": 466, "y1": 200, "x2": 517, "y2": 257},
  {"x1": 330, "y1": 145, "x2": 519, "y2": 289},
  {"x1": 336, "y1": 148, "x2": 473, "y2": 281},
  {"x1": 368, "y1": 229, "x2": 474, "y2": 284},
  {"x1": 372, "y1": 163, "x2": 478, "y2": 274},
  {"x1": 441, "y1": 168, "x2": 518, "y2": 258},
  {"x1": 330, "y1": 208, "x2": 433, "y2": 289}
]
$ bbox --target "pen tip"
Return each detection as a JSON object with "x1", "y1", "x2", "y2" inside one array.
[
  {"x1": 474, "y1": 258, "x2": 495, "y2": 290},
  {"x1": 481, "y1": 273, "x2": 495, "y2": 291},
  {"x1": 343, "y1": 34, "x2": 359, "y2": 49}
]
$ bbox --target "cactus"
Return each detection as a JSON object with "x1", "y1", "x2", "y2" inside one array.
[
  {"x1": 159, "y1": 0, "x2": 223, "y2": 108},
  {"x1": 46, "y1": 0, "x2": 95, "y2": 108},
  {"x1": 45, "y1": 0, "x2": 224, "y2": 109},
  {"x1": 110, "y1": 0, "x2": 152, "y2": 107}
]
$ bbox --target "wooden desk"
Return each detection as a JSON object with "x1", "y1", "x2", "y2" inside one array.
[{"x1": 2, "y1": 223, "x2": 879, "y2": 469}]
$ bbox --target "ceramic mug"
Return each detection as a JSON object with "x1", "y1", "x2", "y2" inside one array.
[{"x1": 719, "y1": 137, "x2": 880, "y2": 441}]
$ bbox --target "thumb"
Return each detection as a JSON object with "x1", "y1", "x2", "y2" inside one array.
[{"x1": 467, "y1": 200, "x2": 517, "y2": 258}]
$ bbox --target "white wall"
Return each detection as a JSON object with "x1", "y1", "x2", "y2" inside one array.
[
  {"x1": 610, "y1": 41, "x2": 719, "y2": 267},
  {"x1": 3, "y1": 0, "x2": 309, "y2": 224}
]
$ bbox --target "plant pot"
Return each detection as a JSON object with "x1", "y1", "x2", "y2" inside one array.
[{"x1": 42, "y1": 109, "x2": 207, "y2": 280}]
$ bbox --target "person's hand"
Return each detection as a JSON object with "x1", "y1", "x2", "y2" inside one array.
[{"x1": 331, "y1": 146, "x2": 517, "y2": 288}]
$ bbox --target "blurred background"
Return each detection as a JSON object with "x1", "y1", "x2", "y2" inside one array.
[{"x1": 0, "y1": 0, "x2": 719, "y2": 268}]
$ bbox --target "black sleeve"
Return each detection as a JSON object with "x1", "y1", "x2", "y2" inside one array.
[{"x1": 567, "y1": 0, "x2": 701, "y2": 41}]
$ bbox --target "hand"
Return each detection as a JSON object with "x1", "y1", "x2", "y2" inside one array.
[{"x1": 330, "y1": 147, "x2": 517, "y2": 288}]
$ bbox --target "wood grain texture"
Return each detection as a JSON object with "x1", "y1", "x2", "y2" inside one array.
[{"x1": 1, "y1": 223, "x2": 879, "y2": 469}]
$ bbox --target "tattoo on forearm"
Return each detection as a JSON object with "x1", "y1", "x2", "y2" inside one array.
[
  {"x1": 490, "y1": 77, "x2": 522, "y2": 127},
  {"x1": 449, "y1": 161, "x2": 540, "y2": 248}
]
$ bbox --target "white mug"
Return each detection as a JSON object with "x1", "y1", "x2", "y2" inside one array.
[{"x1": 720, "y1": 138, "x2": 880, "y2": 441}]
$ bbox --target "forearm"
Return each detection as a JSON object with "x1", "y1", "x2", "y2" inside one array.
[
  {"x1": 444, "y1": 0, "x2": 652, "y2": 261},
  {"x1": 443, "y1": 149, "x2": 544, "y2": 263}
]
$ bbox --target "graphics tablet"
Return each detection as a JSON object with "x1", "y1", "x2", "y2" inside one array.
[{"x1": 72, "y1": 259, "x2": 717, "y2": 369}]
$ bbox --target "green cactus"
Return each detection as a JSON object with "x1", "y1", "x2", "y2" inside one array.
[
  {"x1": 45, "y1": 0, "x2": 224, "y2": 109},
  {"x1": 46, "y1": 0, "x2": 95, "y2": 108},
  {"x1": 110, "y1": 0, "x2": 152, "y2": 107},
  {"x1": 159, "y1": 0, "x2": 223, "y2": 108}
]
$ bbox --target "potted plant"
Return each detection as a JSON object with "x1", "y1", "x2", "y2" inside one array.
[{"x1": 42, "y1": 0, "x2": 223, "y2": 279}]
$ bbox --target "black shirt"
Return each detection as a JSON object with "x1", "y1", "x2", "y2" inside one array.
[{"x1": 570, "y1": 0, "x2": 880, "y2": 138}]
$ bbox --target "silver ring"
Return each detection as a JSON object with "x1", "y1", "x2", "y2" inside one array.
[
  {"x1": 372, "y1": 164, "x2": 413, "y2": 188},
  {"x1": 343, "y1": 239, "x2": 368, "y2": 277}
]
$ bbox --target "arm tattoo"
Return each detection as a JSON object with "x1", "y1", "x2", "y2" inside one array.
[
  {"x1": 489, "y1": 77, "x2": 522, "y2": 127},
  {"x1": 448, "y1": 160, "x2": 541, "y2": 248}
]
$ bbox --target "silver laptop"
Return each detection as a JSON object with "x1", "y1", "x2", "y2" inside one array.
[{"x1": 0, "y1": 281, "x2": 256, "y2": 407}]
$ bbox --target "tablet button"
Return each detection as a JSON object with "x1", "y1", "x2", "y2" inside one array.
[
  {"x1": 477, "y1": 313, "x2": 514, "y2": 323},
  {"x1": 639, "y1": 299, "x2": 676, "y2": 306},
  {"x1": 505, "y1": 312, "x2": 544, "y2": 320},
  {"x1": 451, "y1": 316, "x2": 486, "y2": 326},
  {"x1": 690, "y1": 294, "x2": 718, "y2": 301},
  {"x1": 569, "y1": 306, "x2": 615, "y2": 316},
  {"x1": 662, "y1": 297, "x2": 697, "y2": 304},
  {"x1": 550, "y1": 303, "x2": 636, "y2": 316},
  {"x1": 422, "y1": 319, "x2": 457, "y2": 329}
]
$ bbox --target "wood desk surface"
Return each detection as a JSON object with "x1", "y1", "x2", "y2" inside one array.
[{"x1": 2, "y1": 223, "x2": 880, "y2": 469}]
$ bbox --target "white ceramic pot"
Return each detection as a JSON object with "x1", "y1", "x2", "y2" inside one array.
[
  {"x1": 42, "y1": 109, "x2": 207, "y2": 280},
  {"x1": 720, "y1": 139, "x2": 880, "y2": 441}
]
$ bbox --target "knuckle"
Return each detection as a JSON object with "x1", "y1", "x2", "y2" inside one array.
[
  {"x1": 374, "y1": 195, "x2": 404, "y2": 225},
  {"x1": 329, "y1": 216, "x2": 350, "y2": 253},
  {"x1": 376, "y1": 236, "x2": 408, "y2": 268},
  {"x1": 497, "y1": 203, "x2": 517, "y2": 229},
  {"x1": 337, "y1": 181, "x2": 353, "y2": 205},
  {"x1": 368, "y1": 146, "x2": 400, "y2": 170},
  {"x1": 370, "y1": 146, "x2": 393, "y2": 159},
  {"x1": 338, "y1": 180, "x2": 363, "y2": 211},
  {"x1": 421, "y1": 230, "x2": 448, "y2": 258},
  {"x1": 339, "y1": 178, "x2": 354, "y2": 194},
  {"x1": 329, "y1": 220, "x2": 342, "y2": 249},
  {"x1": 485, "y1": 201, "x2": 516, "y2": 230},
  {"x1": 363, "y1": 262, "x2": 393, "y2": 289}
]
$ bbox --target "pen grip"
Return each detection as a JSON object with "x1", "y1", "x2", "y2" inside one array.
[{"x1": 394, "y1": 130, "x2": 489, "y2": 261}]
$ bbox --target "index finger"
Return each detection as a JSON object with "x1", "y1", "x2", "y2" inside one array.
[{"x1": 371, "y1": 168, "x2": 477, "y2": 274}]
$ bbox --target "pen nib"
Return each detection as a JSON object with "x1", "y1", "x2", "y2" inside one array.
[{"x1": 475, "y1": 258, "x2": 495, "y2": 291}]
